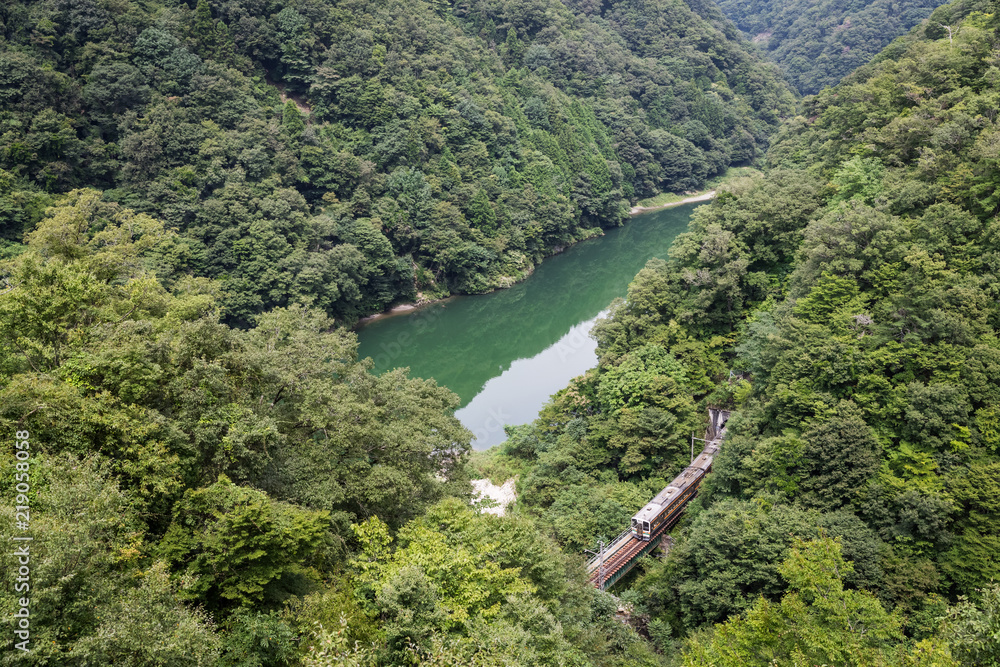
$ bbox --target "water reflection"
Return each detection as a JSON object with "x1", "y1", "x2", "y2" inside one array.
[{"x1": 356, "y1": 203, "x2": 702, "y2": 447}]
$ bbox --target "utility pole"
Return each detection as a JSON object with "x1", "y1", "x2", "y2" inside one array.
[
  {"x1": 585, "y1": 540, "x2": 607, "y2": 591},
  {"x1": 692, "y1": 434, "x2": 710, "y2": 463}
]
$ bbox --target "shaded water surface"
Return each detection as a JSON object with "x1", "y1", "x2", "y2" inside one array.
[{"x1": 356, "y1": 203, "x2": 702, "y2": 449}]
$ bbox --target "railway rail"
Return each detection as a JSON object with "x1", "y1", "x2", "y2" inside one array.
[{"x1": 586, "y1": 408, "x2": 729, "y2": 590}]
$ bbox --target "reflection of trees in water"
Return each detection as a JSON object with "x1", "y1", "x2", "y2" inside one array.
[{"x1": 357, "y1": 205, "x2": 697, "y2": 404}]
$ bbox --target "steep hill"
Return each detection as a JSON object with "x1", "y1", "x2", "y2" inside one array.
[
  {"x1": 715, "y1": 0, "x2": 947, "y2": 93},
  {"x1": 0, "y1": 0, "x2": 795, "y2": 326},
  {"x1": 489, "y1": 0, "x2": 1000, "y2": 662}
]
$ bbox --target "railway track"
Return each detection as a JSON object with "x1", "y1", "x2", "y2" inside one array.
[
  {"x1": 585, "y1": 408, "x2": 729, "y2": 590},
  {"x1": 587, "y1": 521, "x2": 672, "y2": 588}
]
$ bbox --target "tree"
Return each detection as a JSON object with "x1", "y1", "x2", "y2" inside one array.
[
  {"x1": 158, "y1": 475, "x2": 331, "y2": 611},
  {"x1": 944, "y1": 583, "x2": 1000, "y2": 667},
  {"x1": 467, "y1": 188, "x2": 497, "y2": 234},
  {"x1": 831, "y1": 156, "x2": 886, "y2": 205},
  {"x1": 682, "y1": 537, "x2": 911, "y2": 666},
  {"x1": 192, "y1": 0, "x2": 217, "y2": 55},
  {"x1": 502, "y1": 28, "x2": 524, "y2": 67},
  {"x1": 797, "y1": 409, "x2": 881, "y2": 511},
  {"x1": 282, "y1": 100, "x2": 306, "y2": 139}
]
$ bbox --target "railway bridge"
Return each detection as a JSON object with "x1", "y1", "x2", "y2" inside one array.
[{"x1": 585, "y1": 408, "x2": 729, "y2": 590}]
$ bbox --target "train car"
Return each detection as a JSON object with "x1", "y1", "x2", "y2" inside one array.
[
  {"x1": 631, "y1": 466, "x2": 704, "y2": 540},
  {"x1": 691, "y1": 441, "x2": 720, "y2": 472},
  {"x1": 631, "y1": 485, "x2": 680, "y2": 540},
  {"x1": 629, "y1": 435, "x2": 723, "y2": 541}
]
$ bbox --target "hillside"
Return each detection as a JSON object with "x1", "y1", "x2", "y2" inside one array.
[
  {"x1": 487, "y1": 0, "x2": 1000, "y2": 663},
  {"x1": 715, "y1": 0, "x2": 947, "y2": 93},
  {"x1": 0, "y1": 0, "x2": 795, "y2": 327},
  {"x1": 3, "y1": 0, "x2": 999, "y2": 662}
]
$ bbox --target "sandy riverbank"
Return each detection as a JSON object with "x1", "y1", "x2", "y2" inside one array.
[
  {"x1": 354, "y1": 294, "x2": 451, "y2": 327},
  {"x1": 630, "y1": 190, "x2": 716, "y2": 215}
]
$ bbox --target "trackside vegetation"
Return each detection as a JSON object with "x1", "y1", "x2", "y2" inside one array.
[{"x1": 2, "y1": 0, "x2": 1000, "y2": 662}]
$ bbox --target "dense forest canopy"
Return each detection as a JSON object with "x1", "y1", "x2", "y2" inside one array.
[
  {"x1": 714, "y1": 0, "x2": 948, "y2": 93},
  {"x1": 0, "y1": 0, "x2": 797, "y2": 661},
  {"x1": 3, "y1": 0, "x2": 1000, "y2": 661},
  {"x1": 0, "y1": 191, "x2": 672, "y2": 666},
  {"x1": 487, "y1": 0, "x2": 1000, "y2": 663},
  {"x1": 0, "y1": 0, "x2": 795, "y2": 327}
]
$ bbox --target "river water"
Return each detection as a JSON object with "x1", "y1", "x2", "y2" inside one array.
[{"x1": 356, "y1": 202, "x2": 702, "y2": 449}]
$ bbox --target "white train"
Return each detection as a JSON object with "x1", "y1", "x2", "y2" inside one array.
[{"x1": 630, "y1": 433, "x2": 723, "y2": 541}]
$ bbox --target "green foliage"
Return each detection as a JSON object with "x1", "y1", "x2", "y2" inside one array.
[
  {"x1": 345, "y1": 498, "x2": 637, "y2": 665},
  {"x1": 831, "y1": 156, "x2": 886, "y2": 205},
  {"x1": 793, "y1": 272, "x2": 861, "y2": 323},
  {"x1": 637, "y1": 499, "x2": 883, "y2": 629},
  {"x1": 0, "y1": 195, "x2": 471, "y2": 530},
  {"x1": 158, "y1": 475, "x2": 330, "y2": 611},
  {"x1": 0, "y1": 0, "x2": 795, "y2": 325},
  {"x1": 591, "y1": 3, "x2": 1000, "y2": 657},
  {"x1": 939, "y1": 463, "x2": 1000, "y2": 592},
  {"x1": 797, "y1": 409, "x2": 881, "y2": 511},
  {"x1": 715, "y1": 0, "x2": 946, "y2": 94},
  {"x1": 0, "y1": 454, "x2": 221, "y2": 665},
  {"x1": 681, "y1": 537, "x2": 917, "y2": 666},
  {"x1": 70, "y1": 562, "x2": 224, "y2": 667},
  {"x1": 0, "y1": 0, "x2": 793, "y2": 328},
  {"x1": 944, "y1": 583, "x2": 1000, "y2": 667},
  {"x1": 219, "y1": 611, "x2": 299, "y2": 667},
  {"x1": 3, "y1": 0, "x2": 1000, "y2": 661},
  {"x1": 0, "y1": 188, "x2": 481, "y2": 660}
]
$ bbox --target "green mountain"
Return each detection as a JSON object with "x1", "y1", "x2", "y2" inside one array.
[
  {"x1": 491, "y1": 0, "x2": 1000, "y2": 663},
  {"x1": 4, "y1": 0, "x2": 999, "y2": 662},
  {"x1": 0, "y1": 0, "x2": 794, "y2": 327},
  {"x1": 715, "y1": 0, "x2": 947, "y2": 93}
]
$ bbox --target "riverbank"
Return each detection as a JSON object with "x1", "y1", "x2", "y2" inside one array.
[
  {"x1": 630, "y1": 190, "x2": 716, "y2": 215},
  {"x1": 628, "y1": 166, "x2": 762, "y2": 215},
  {"x1": 355, "y1": 293, "x2": 452, "y2": 326},
  {"x1": 354, "y1": 192, "x2": 715, "y2": 329}
]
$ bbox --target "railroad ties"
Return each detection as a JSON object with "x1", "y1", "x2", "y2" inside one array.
[{"x1": 585, "y1": 408, "x2": 729, "y2": 590}]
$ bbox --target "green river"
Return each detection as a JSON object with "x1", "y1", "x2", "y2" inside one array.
[{"x1": 356, "y1": 202, "x2": 703, "y2": 449}]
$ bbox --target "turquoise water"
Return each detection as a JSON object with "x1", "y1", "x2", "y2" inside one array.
[{"x1": 356, "y1": 203, "x2": 701, "y2": 449}]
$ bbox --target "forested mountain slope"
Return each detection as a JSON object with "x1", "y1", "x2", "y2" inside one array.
[
  {"x1": 0, "y1": 0, "x2": 797, "y2": 662},
  {"x1": 489, "y1": 0, "x2": 1000, "y2": 663},
  {"x1": 0, "y1": 193, "x2": 676, "y2": 665},
  {"x1": 715, "y1": 0, "x2": 947, "y2": 93},
  {"x1": 0, "y1": 0, "x2": 794, "y2": 326}
]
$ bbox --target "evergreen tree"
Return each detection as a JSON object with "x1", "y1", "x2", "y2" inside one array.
[
  {"x1": 467, "y1": 188, "x2": 497, "y2": 233},
  {"x1": 192, "y1": 0, "x2": 216, "y2": 54}
]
